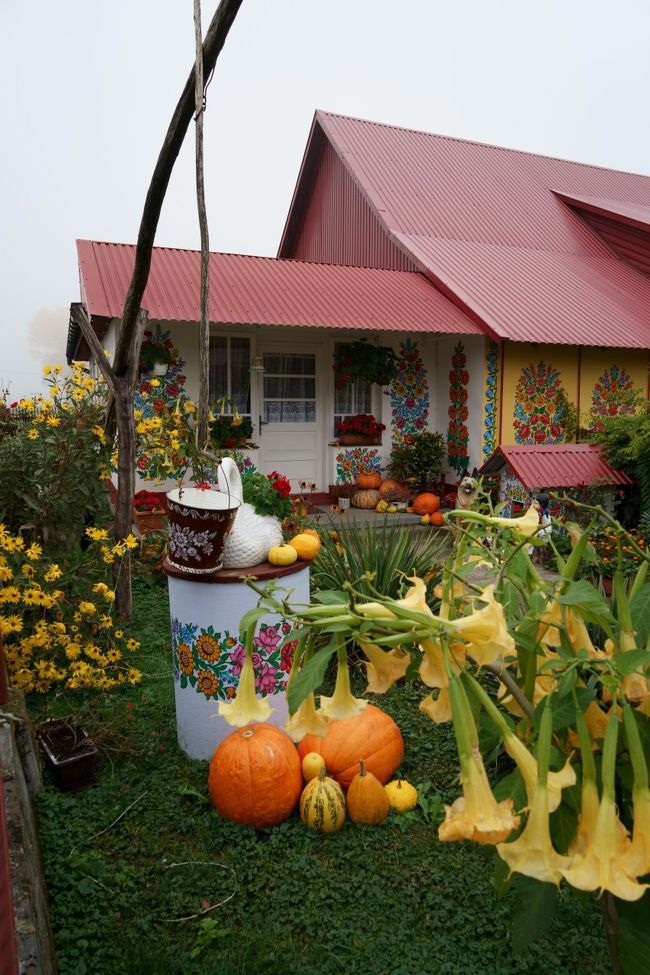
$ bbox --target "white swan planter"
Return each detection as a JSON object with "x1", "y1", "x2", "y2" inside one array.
[{"x1": 217, "y1": 457, "x2": 283, "y2": 569}]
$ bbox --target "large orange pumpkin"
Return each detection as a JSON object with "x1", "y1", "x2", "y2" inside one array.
[
  {"x1": 412, "y1": 493, "x2": 441, "y2": 516},
  {"x1": 298, "y1": 704, "x2": 404, "y2": 790},
  {"x1": 378, "y1": 478, "x2": 402, "y2": 499},
  {"x1": 208, "y1": 724, "x2": 302, "y2": 828},
  {"x1": 356, "y1": 471, "x2": 382, "y2": 490}
]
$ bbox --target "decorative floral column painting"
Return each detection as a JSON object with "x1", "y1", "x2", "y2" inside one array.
[
  {"x1": 513, "y1": 361, "x2": 567, "y2": 445},
  {"x1": 390, "y1": 338, "x2": 429, "y2": 445},
  {"x1": 447, "y1": 343, "x2": 470, "y2": 475},
  {"x1": 482, "y1": 340, "x2": 499, "y2": 463},
  {"x1": 590, "y1": 365, "x2": 636, "y2": 431}
]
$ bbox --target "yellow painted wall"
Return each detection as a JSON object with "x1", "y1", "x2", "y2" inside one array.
[{"x1": 500, "y1": 343, "x2": 579, "y2": 445}]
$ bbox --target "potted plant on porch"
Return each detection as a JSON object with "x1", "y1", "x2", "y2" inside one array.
[
  {"x1": 132, "y1": 489, "x2": 166, "y2": 533},
  {"x1": 138, "y1": 336, "x2": 173, "y2": 376},
  {"x1": 335, "y1": 413, "x2": 386, "y2": 446}
]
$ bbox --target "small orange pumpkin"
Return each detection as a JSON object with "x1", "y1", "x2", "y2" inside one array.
[
  {"x1": 208, "y1": 724, "x2": 302, "y2": 828},
  {"x1": 412, "y1": 492, "x2": 440, "y2": 516},
  {"x1": 298, "y1": 704, "x2": 404, "y2": 790},
  {"x1": 429, "y1": 511, "x2": 445, "y2": 526},
  {"x1": 357, "y1": 471, "x2": 382, "y2": 490},
  {"x1": 346, "y1": 760, "x2": 391, "y2": 824}
]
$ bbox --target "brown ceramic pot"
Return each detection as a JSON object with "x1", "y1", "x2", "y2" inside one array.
[{"x1": 166, "y1": 488, "x2": 240, "y2": 577}]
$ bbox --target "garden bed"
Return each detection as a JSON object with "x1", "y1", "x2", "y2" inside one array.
[{"x1": 29, "y1": 576, "x2": 610, "y2": 975}]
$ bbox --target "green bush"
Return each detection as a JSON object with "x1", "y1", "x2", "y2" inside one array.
[
  {"x1": 0, "y1": 368, "x2": 112, "y2": 549},
  {"x1": 387, "y1": 431, "x2": 446, "y2": 493}
]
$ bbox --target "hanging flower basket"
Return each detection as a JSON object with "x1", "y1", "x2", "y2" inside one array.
[
  {"x1": 333, "y1": 341, "x2": 398, "y2": 389},
  {"x1": 336, "y1": 414, "x2": 385, "y2": 446}
]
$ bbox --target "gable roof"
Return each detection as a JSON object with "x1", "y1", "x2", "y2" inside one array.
[
  {"x1": 76, "y1": 239, "x2": 480, "y2": 334},
  {"x1": 280, "y1": 111, "x2": 650, "y2": 348},
  {"x1": 480, "y1": 443, "x2": 633, "y2": 488}
]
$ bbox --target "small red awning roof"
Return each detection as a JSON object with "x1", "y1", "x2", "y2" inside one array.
[
  {"x1": 480, "y1": 443, "x2": 633, "y2": 488},
  {"x1": 76, "y1": 239, "x2": 480, "y2": 335}
]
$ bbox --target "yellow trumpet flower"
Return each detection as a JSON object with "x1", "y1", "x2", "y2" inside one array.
[
  {"x1": 439, "y1": 746, "x2": 520, "y2": 845},
  {"x1": 285, "y1": 691, "x2": 329, "y2": 742},
  {"x1": 218, "y1": 650, "x2": 273, "y2": 727},
  {"x1": 446, "y1": 585, "x2": 515, "y2": 667},
  {"x1": 359, "y1": 641, "x2": 411, "y2": 694},
  {"x1": 355, "y1": 576, "x2": 433, "y2": 620},
  {"x1": 319, "y1": 641, "x2": 367, "y2": 720},
  {"x1": 503, "y1": 733, "x2": 575, "y2": 813},
  {"x1": 497, "y1": 780, "x2": 572, "y2": 886},
  {"x1": 420, "y1": 687, "x2": 452, "y2": 724}
]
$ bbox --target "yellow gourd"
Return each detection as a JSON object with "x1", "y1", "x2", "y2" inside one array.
[
  {"x1": 346, "y1": 760, "x2": 390, "y2": 825},
  {"x1": 300, "y1": 768, "x2": 346, "y2": 832},
  {"x1": 267, "y1": 544, "x2": 298, "y2": 566},
  {"x1": 301, "y1": 751, "x2": 326, "y2": 782},
  {"x1": 288, "y1": 533, "x2": 321, "y2": 561},
  {"x1": 384, "y1": 778, "x2": 418, "y2": 812}
]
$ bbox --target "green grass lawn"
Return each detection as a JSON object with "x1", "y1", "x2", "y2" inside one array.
[{"x1": 32, "y1": 574, "x2": 610, "y2": 975}]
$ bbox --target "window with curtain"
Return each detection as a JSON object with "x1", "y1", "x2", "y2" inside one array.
[
  {"x1": 333, "y1": 341, "x2": 373, "y2": 433},
  {"x1": 209, "y1": 335, "x2": 251, "y2": 414},
  {"x1": 263, "y1": 352, "x2": 316, "y2": 422}
]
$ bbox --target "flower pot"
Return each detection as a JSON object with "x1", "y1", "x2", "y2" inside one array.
[
  {"x1": 166, "y1": 488, "x2": 241, "y2": 577},
  {"x1": 339, "y1": 497, "x2": 351, "y2": 510},
  {"x1": 151, "y1": 360, "x2": 169, "y2": 376},
  {"x1": 132, "y1": 508, "x2": 166, "y2": 533},
  {"x1": 337, "y1": 433, "x2": 380, "y2": 446},
  {"x1": 37, "y1": 719, "x2": 98, "y2": 792}
]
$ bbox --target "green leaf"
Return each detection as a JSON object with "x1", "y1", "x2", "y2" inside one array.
[
  {"x1": 549, "y1": 800, "x2": 578, "y2": 854},
  {"x1": 237, "y1": 607, "x2": 268, "y2": 643},
  {"x1": 534, "y1": 685, "x2": 595, "y2": 732},
  {"x1": 558, "y1": 580, "x2": 615, "y2": 630},
  {"x1": 617, "y1": 892, "x2": 650, "y2": 975},
  {"x1": 617, "y1": 648, "x2": 650, "y2": 677},
  {"x1": 511, "y1": 875, "x2": 558, "y2": 954},
  {"x1": 630, "y1": 584, "x2": 650, "y2": 646},
  {"x1": 492, "y1": 855, "x2": 513, "y2": 899},
  {"x1": 312, "y1": 590, "x2": 348, "y2": 605},
  {"x1": 286, "y1": 639, "x2": 336, "y2": 713}
]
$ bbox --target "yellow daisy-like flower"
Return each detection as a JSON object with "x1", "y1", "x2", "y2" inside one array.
[
  {"x1": 45, "y1": 416, "x2": 61, "y2": 427},
  {"x1": 44, "y1": 564, "x2": 62, "y2": 582},
  {"x1": 26, "y1": 542, "x2": 42, "y2": 561},
  {"x1": 177, "y1": 642, "x2": 195, "y2": 676},
  {"x1": 0, "y1": 586, "x2": 21, "y2": 604},
  {"x1": 196, "y1": 633, "x2": 220, "y2": 663},
  {"x1": 85, "y1": 527, "x2": 109, "y2": 542},
  {"x1": 126, "y1": 638, "x2": 140, "y2": 651},
  {"x1": 127, "y1": 668, "x2": 142, "y2": 685},
  {"x1": 27, "y1": 428, "x2": 39, "y2": 440},
  {"x1": 196, "y1": 669, "x2": 219, "y2": 698},
  {"x1": 78, "y1": 601, "x2": 96, "y2": 615}
]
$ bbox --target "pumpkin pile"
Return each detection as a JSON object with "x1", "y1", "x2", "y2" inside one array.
[
  {"x1": 268, "y1": 530, "x2": 321, "y2": 566},
  {"x1": 348, "y1": 470, "x2": 443, "y2": 520}
]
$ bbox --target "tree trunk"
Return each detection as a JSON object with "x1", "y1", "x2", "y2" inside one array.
[{"x1": 195, "y1": 0, "x2": 211, "y2": 447}]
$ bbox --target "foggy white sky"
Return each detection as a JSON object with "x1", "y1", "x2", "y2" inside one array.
[{"x1": 2, "y1": 0, "x2": 650, "y2": 397}]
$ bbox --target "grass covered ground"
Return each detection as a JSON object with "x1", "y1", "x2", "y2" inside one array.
[{"x1": 32, "y1": 574, "x2": 610, "y2": 975}]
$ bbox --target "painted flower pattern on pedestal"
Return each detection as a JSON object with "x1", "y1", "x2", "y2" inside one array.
[
  {"x1": 590, "y1": 365, "x2": 636, "y2": 431},
  {"x1": 135, "y1": 325, "x2": 187, "y2": 481},
  {"x1": 513, "y1": 362, "x2": 567, "y2": 445},
  {"x1": 336, "y1": 447, "x2": 382, "y2": 482},
  {"x1": 390, "y1": 338, "x2": 429, "y2": 445},
  {"x1": 171, "y1": 618, "x2": 297, "y2": 701},
  {"x1": 447, "y1": 343, "x2": 470, "y2": 475}
]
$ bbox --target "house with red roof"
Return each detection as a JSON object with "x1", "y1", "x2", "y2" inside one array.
[{"x1": 69, "y1": 110, "x2": 650, "y2": 494}]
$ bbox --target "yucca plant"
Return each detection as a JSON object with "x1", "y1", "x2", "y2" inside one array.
[{"x1": 310, "y1": 521, "x2": 448, "y2": 609}]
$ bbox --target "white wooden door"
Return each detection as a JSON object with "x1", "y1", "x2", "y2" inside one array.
[{"x1": 257, "y1": 343, "x2": 324, "y2": 491}]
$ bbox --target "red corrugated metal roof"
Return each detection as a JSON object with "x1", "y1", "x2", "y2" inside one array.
[
  {"x1": 293, "y1": 111, "x2": 650, "y2": 348},
  {"x1": 77, "y1": 240, "x2": 481, "y2": 335},
  {"x1": 480, "y1": 443, "x2": 633, "y2": 488},
  {"x1": 553, "y1": 192, "x2": 650, "y2": 231}
]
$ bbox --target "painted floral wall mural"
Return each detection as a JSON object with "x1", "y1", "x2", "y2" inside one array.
[
  {"x1": 447, "y1": 343, "x2": 470, "y2": 475},
  {"x1": 390, "y1": 338, "x2": 429, "y2": 445},
  {"x1": 336, "y1": 447, "x2": 382, "y2": 482},
  {"x1": 513, "y1": 361, "x2": 568, "y2": 445},
  {"x1": 590, "y1": 365, "x2": 636, "y2": 431}
]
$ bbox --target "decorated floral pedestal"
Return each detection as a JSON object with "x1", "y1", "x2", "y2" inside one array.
[{"x1": 165, "y1": 560, "x2": 309, "y2": 759}]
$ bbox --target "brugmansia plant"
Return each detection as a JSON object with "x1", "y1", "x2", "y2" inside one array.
[{"x1": 223, "y1": 496, "x2": 650, "y2": 972}]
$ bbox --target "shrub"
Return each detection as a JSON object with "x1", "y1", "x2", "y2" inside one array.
[
  {"x1": 0, "y1": 366, "x2": 112, "y2": 548},
  {"x1": 387, "y1": 431, "x2": 446, "y2": 492}
]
